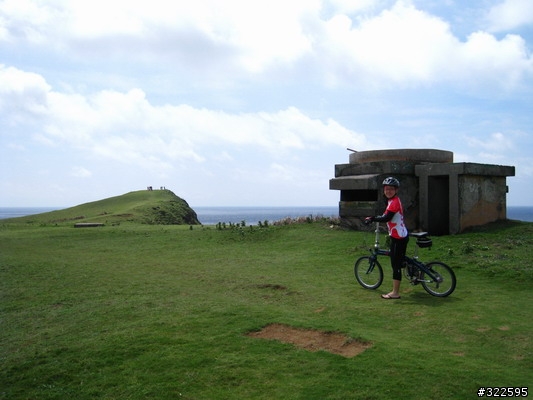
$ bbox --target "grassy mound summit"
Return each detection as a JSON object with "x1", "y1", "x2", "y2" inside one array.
[{"x1": 7, "y1": 189, "x2": 201, "y2": 226}]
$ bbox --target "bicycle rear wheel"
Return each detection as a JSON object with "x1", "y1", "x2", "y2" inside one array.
[
  {"x1": 354, "y1": 256, "x2": 383, "y2": 289},
  {"x1": 420, "y1": 261, "x2": 456, "y2": 297}
]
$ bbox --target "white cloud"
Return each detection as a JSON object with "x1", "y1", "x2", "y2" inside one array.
[
  {"x1": 269, "y1": 163, "x2": 298, "y2": 182},
  {"x1": 327, "y1": 0, "x2": 377, "y2": 14},
  {"x1": 466, "y1": 132, "x2": 515, "y2": 153},
  {"x1": 1, "y1": 1, "x2": 531, "y2": 90},
  {"x1": 1, "y1": 0, "x2": 318, "y2": 72},
  {"x1": 317, "y1": 1, "x2": 533, "y2": 90},
  {"x1": 0, "y1": 66, "x2": 365, "y2": 170},
  {"x1": 0, "y1": 0, "x2": 52, "y2": 43},
  {"x1": 319, "y1": 2, "x2": 453, "y2": 84},
  {"x1": 0, "y1": 65, "x2": 50, "y2": 120},
  {"x1": 451, "y1": 31, "x2": 533, "y2": 90},
  {"x1": 70, "y1": 166, "x2": 92, "y2": 178},
  {"x1": 485, "y1": 0, "x2": 533, "y2": 32}
]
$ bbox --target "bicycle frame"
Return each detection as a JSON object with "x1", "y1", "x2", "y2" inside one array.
[
  {"x1": 371, "y1": 222, "x2": 389, "y2": 257},
  {"x1": 404, "y1": 255, "x2": 443, "y2": 284},
  {"x1": 368, "y1": 222, "x2": 442, "y2": 284}
]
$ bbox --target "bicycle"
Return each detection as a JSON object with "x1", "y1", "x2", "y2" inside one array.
[{"x1": 354, "y1": 222, "x2": 456, "y2": 297}]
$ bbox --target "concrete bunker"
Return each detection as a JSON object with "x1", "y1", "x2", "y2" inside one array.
[{"x1": 329, "y1": 149, "x2": 515, "y2": 235}]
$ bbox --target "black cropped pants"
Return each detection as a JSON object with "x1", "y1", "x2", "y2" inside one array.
[{"x1": 390, "y1": 236, "x2": 409, "y2": 281}]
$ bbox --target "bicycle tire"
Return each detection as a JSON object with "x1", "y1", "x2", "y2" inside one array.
[
  {"x1": 354, "y1": 256, "x2": 383, "y2": 290},
  {"x1": 420, "y1": 261, "x2": 456, "y2": 297}
]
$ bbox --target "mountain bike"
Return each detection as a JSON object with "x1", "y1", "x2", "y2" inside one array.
[{"x1": 354, "y1": 222, "x2": 456, "y2": 297}]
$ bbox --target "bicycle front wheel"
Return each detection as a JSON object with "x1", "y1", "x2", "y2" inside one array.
[
  {"x1": 354, "y1": 256, "x2": 383, "y2": 290},
  {"x1": 421, "y1": 261, "x2": 456, "y2": 297}
]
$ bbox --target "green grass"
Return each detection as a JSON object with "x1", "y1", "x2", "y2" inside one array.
[{"x1": 1, "y1": 220, "x2": 532, "y2": 399}]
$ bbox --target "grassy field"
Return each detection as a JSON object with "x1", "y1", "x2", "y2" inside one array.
[{"x1": 1, "y1": 217, "x2": 532, "y2": 399}]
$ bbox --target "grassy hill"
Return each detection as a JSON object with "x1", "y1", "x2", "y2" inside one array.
[{"x1": 3, "y1": 190, "x2": 200, "y2": 226}]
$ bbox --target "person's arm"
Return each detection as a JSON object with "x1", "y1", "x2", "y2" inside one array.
[{"x1": 365, "y1": 210, "x2": 395, "y2": 224}]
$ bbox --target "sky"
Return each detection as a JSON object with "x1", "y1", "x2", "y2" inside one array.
[{"x1": 1, "y1": 0, "x2": 532, "y2": 208}]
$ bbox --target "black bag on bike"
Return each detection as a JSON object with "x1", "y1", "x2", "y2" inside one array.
[{"x1": 416, "y1": 237, "x2": 432, "y2": 248}]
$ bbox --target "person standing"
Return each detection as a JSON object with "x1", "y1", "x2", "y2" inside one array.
[{"x1": 365, "y1": 177, "x2": 409, "y2": 299}]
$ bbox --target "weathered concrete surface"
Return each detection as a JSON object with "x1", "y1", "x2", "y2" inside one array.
[
  {"x1": 458, "y1": 176, "x2": 509, "y2": 231},
  {"x1": 348, "y1": 148, "x2": 453, "y2": 164},
  {"x1": 329, "y1": 174, "x2": 380, "y2": 190},
  {"x1": 416, "y1": 162, "x2": 515, "y2": 234},
  {"x1": 415, "y1": 162, "x2": 515, "y2": 177},
  {"x1": 335, "y1": 161, "x2": 419, "y2": 178},
  {"x1": 330, "y1": 149, "x2": 515, "y2": 234}
]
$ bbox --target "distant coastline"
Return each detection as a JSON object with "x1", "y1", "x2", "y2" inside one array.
[
  {"x1": 0, "y1": 207, "x2": 61, "y2": 220},
  {"x1": 1, "y1": 206, "x2": 533, "y2": 224}
]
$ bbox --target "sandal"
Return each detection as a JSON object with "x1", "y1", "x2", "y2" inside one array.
[{"x1": 381, "y1": 294, "x2": 401, "y2": 299}]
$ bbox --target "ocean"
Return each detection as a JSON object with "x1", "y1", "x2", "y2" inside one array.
[
  {"x1": 193, "y1": 206, "x2": 339, "y2": 225},
  {"x1": 0, "y1": 207, "x2": 62, "y2": 220},
  {"x1": 1, "y1": 206, "x2": 532, "y2": 224}
]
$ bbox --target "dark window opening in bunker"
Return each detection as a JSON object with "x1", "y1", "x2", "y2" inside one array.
[{"x1": 341, "y1": 190, "x2": 378, "y2": 202}]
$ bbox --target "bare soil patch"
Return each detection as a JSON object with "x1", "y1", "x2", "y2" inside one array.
[
  {"x1": 247, "y1": 323, "x2": 372, "y2": 358},
  {"x1": 253, "y1": 283, "x2": 287, "y2": 290}
]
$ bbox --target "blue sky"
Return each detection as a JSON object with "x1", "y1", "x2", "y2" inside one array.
[{"x1": 1, "y1": 0, "x2": 532, "y2": 207}]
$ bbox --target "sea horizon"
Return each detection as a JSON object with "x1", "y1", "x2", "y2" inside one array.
[{"x1": 1, "y1": 205, "x2": 533, "y2": 224}]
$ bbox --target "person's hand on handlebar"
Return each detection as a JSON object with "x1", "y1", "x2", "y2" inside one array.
[{"x1": 364, "y1": 217, "x2": 374, "y2": 225}]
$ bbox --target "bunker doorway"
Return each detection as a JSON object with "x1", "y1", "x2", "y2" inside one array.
[{"x1": 428, "y1": 176, "x2": 449, "y2": 235}]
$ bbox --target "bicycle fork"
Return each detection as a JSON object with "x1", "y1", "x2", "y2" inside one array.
[{"x1": 365, "y1": 255, "x2": 378, "y2": 274}]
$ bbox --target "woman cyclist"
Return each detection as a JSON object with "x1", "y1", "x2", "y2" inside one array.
[{"x1": 365, "y1": 177, "x2": 409, "y2": 299}]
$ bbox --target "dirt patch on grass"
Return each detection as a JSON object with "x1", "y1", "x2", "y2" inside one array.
[
  {"x1": 254, "y1": 283, "x2": 287, "y2": 290},
  {"x1": 247, "y1": 323, "x2": 372, "y2": 358}
]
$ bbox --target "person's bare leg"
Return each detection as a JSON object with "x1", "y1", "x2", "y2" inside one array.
[
  {"x1": 382, "y1": 280, "x2": 401, "y2": 299},
  {"x1": 391, "y1": 279, "x2": 401, "y2": 297}
]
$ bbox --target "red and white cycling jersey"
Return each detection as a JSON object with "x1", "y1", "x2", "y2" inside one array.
[{"x1": 385, "y1": 196, "x2": 408, "y2": 239}]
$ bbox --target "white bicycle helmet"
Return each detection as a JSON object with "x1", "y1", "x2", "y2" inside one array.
[{"x1": 382, "y1": 177, "x2": 400, "y2": 187}]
